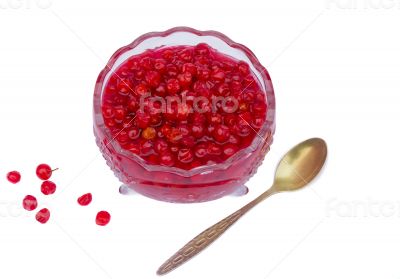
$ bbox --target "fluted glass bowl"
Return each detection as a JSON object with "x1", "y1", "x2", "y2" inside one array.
[{"x1": 93, "y1": 27, "x2": 275, "y2": 203}]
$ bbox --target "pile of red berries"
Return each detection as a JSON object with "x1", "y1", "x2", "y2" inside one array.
[
  {"x1": 102, "y1": 43, "x2": 268, "y2": 170},
  {"x1": 6, "y1": 165, "x2": 111, "y2": 226}
]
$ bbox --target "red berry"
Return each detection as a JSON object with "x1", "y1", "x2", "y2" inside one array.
[
  {"x1": 223, "y1": 144, "x2": 239, "y2": 158},
  {"x1": 134, "y1": 83, "x2": 149, "y2": 95},
  {"x1": 41, "y1": 181, "x2": 56, "y2": 195},
  {"x1": 195, "y1": 43, "x2": 210, "y2": 55},
  {"x1": 128, "y1": 127, "x2": 140, "y2": 140},
  {"x1": 36, "y1": 208, "x2": 50, "y2": 224},
  {"x1": 213, "y1": 125, "x2": 230, "y2": 143},
  {"x1": 77, "y1": 193, "x2": 92, "y2": 206},
  {"x1": 6, "y1": 171, "x2": 21, "y2": 184},
  {"x1": 22, "y1": 195, "x2": 38, "y2": 211},
  {"x1": 194, "y1": 143, "x2": 207, "y2": 158},
  {"x1": 160, "y1": 151, "x2": 175, "y2": 167},
  {"x1": 135, "y1": 112, "x2": 151, "y2": 129},
  {"x1": 139, "y1": 140, "x2": 154, "y2": 156},
  {"x1": 178, "y1": 149, "x2": 194, "y2": 164},
  {"x1": 96, "y1": 211, "x2": 111, "y2": 226},
  {"x1": 36, "y1": 164, "x2": 57, "y2": 180},
  {"x1": 238, "y1": 61, "x2": 250, "y2": 75},
  {"x1": 145, "y1": 70, "x2": 161, "y2": 87},
  {"x1": 166, "y1": 78, "x2": 180, "y2": 94},
  {"x1": 182, "y1": 63, "x2": 197, "y2": 75},
  {"x1": 166, "y1": 128, "x2": 183, "y2": 144},
  {"x1": 207, "y1": 142, "x2": 222, "y2": 156},
  {"x1": 191, "y1": 123, "x2": 205, "y2": 138},
  {"x1": 154, "y1": 138, "x2": 169, "y2": 154}
]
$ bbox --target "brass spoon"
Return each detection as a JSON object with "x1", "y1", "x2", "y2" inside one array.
[{"x1": 157, "y1": 138, "x2": 328, "y2": 276}]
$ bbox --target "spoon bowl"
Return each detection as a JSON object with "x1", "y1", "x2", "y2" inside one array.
[{"x1": 273, "y1": 138, "x2": 327, "y2": 192}]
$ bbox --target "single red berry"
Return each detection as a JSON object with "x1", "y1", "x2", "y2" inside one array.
[
  {"x1": 166, "y1": 78, "x2": 180, "y2": 94},
  {"x1": 6, "y1": 171, "x2": 21, "y2": 184},
  {"x1": 77, "y1": 193, "x2": 92, "y2": 206},
  {"x1": 145, "y1": 70, "x2": 161, "y2": 88},
  {"x1": 134, "y1": 83, "x2": 149, "y2": 95},
  {"x1": 128, "y1": 127, "x2": 140, "y2": 140},
  {"x1": 207, "y1": 142, "x2": 222, "y2": 156},
  {"x1": 177, "y1": 148, "x2": 194, "y2": 164},
  {"x1": 135, "y1": 111, "x2": 151, "y2": 129},
  {"x1": 159, "y1": 151, "x2": 175, "y2": 167},
  {"x1": 191, "y1": 123, "x2": 205, "y2": 138},
  {"x1": 154, "y1": 139, "x2": 169, "y2": 154},
  {"x1": 36, "y1": 208, "x2": 51, "y2": 224},
  {"x1": 36, "y1": 164, "x2": 57, "y2": 180},
  {"x1": 22, "y1": 195, "x2": 38, "y2": 211},
  {"x1": 213, "y1": 125, "x2": 230, "y2": 143},
  {"x1": 222, "y1": 144, "x2": 239, "y2": 158},
  {"x1": 41, "y1": 181, "x2": 56, "y2": 195},
  {"x1": 139, "y1": 139, "x2": 154, "y2": 156},
  {"x1": 96, "y1": 211, "x2": 111, "y2": 226},
  {"x1": 194, "y1": 143, "x2": 207, "y2": 158}
]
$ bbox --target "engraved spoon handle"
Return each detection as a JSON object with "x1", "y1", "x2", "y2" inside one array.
[{"x1": 157, "y1": 188, "x2": 276, "y2": 275}]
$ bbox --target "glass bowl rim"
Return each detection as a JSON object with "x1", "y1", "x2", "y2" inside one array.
[{"x1": 94, "y1": 26, "x2": 276, "y2": 177}]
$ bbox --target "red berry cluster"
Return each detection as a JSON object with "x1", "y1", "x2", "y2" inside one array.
[
  {"x1": 102, "y1": 43, "x2": 268, "y2": 170},
  {"x1": 21, "y1": 164, "x2": 57, "y2": 224},
  {"x1": 6, "y1": 165, "x2": 110, "y2": 226}
]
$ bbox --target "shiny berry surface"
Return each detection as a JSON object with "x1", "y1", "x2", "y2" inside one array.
[
  {"x1": 101, "y1": 44, "x2": 268, "y2": 170},
  {"x1": 7, "y1": 171, "x2": 21, "y2": 184},
  {"x1": 41, "y1": 181, "x2": 56, "y2": 195},
  {"x1": 77, "y1": 193, "x2": 92, "y2": 206},
  {"x1": 96, "y1": 211, "x2": 111, "y2": 226},
  {"x1": 36, "y1": 164, "x2": 54, "y2": 180},
  {"x1": 22, "y1": 195, "x2": 38, "y2": 211},
  {"x1": 36, "y1": 208, "x2": 51, "y2": 224}
]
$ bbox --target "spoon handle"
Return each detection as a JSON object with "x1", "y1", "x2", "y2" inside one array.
[{"x1": 157, "y1": 188, "x2": 276, "y2": 275}]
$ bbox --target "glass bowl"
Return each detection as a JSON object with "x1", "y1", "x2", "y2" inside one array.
[{"x1": 93, "y1": 27, "x2": 275, "y2": 203}]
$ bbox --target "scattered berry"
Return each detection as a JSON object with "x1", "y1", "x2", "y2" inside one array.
[
  {"x1": 41, "y1": 181, "x2": 56, "y2": 195},
  {"x1": 36, "y1": 164, "x2": 58, "y2": 180},
  {"x1": 96, "y1": 211, "x2": 111, "y2": 226},
  {"x1": 77, "y1": 193, "x2": 92, "y2": 206},
  {"x1": 35, "y1": 208, "x2": 50, "y2": 224},
  {"x1": 22, "y1": 195, "x2": 38, "y2": 211},
  {"x1": 6, "y1": 171, "x2": 21, "y2": 184}
]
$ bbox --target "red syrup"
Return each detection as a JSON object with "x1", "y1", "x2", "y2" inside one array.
[{"x1": 101, "y1": 44, "x2": 267, "y2": 170}]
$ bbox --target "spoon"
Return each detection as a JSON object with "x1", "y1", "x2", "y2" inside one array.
[{"x1": 157, "y1": 137, "x2": 328, "y2": 276}]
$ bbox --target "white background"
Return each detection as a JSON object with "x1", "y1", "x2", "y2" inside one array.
[{"x1": 1, "y1": 0, "x2": 399, "y2": 278}]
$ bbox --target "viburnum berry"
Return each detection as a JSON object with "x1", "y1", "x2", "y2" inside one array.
[
  {"x1": 77, "y1": 193, "x2": 92, "y2": 206},
  {"x1": 41, "y1": 181, "x2": 56, "y2": 195},
  {"x1": 159, "y1": 151, "x2": 175, "y2": 167},
  {"x1": 36, "y1": 164, "x2": 58, "y2": 180},
  {"x1": 96, "y1": 211, "x2": 111, "y2": 226},
  {"x1": 36, "y1": 208, "x2": 51, "y2": 224},
  {"x1": 6, "y1": 171, "x2": 21, "y2": 184},
  {"x1": 22, "y1": 195, "x2": 38, "y2": 211},
  {"x1": 178, "y1": 149, "x2": 194, "y2": 164}
]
